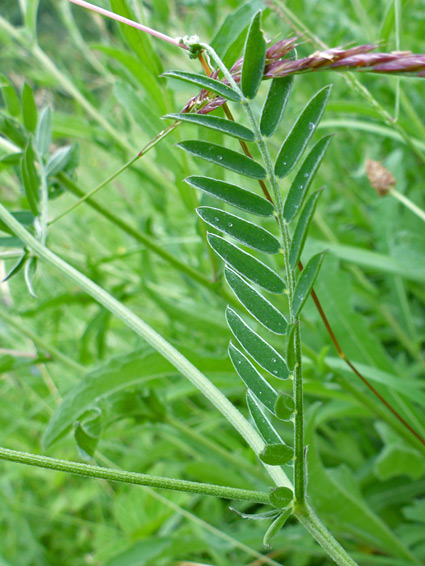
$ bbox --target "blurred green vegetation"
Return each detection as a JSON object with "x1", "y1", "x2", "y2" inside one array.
[{"x1": 0, "y1": 1, "x2": 424, "y2": 565}]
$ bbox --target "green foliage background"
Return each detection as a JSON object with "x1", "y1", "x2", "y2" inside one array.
[{"x1": 0, "y1": 0, "x2": 424, "y2": 564}]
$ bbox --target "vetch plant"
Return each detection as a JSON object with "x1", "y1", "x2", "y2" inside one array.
[{"x1": 0, "y1": 2, "x2": 425, "y2": 565}]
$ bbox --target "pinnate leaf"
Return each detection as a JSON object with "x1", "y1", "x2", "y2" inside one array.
[
  {"x1": 225, "y1": 266, "x2": 287, "y2": 334},
  {"x1": 164, "y1": 113, "x2": 255, "y2": 141},
  {"x1": 293, "y1": 252, "x2": 325, "y2": 316},
  {"x1": 177, "y1": 140, "x2": 266, "y2": 179},
  {"x1": 275, "y1": 85, "x2": 332, "y2": 178},
  {"x1": 289, "y1": 190, "x2": 323, "y2": 268},
  {"x1": 260, "y1": 76, "x2": 294, "y2": 137},
  {"x1": 283, "y1": 136, "x2": 332, "y2": 222},
  {"x1": 162, "y1": 70, "x2": 241, "y2": 101},
  {"x1": 185, "y1": 176, "x2": 274, "y2": 216},
  {"x1": 198, "y1": 207, "x2": 280, "y2": 254},
  {"x1": 226, "y1": 307, "x2": 289, "y2": 379},
  {"x1": 208, "y1": 234, "x2": 285, "y2": 294},
  {"x1": 241, "y1": 11, "x2": 267, "y2": 99}
]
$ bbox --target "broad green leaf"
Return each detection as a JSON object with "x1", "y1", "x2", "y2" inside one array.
[
  {"x1": 269, "y1": 487, "x2": 294, "y2": 509},
  {"x1": 275, "y1": 85, "x2": 332, "y2": 178},
  {"x1": 241, "y1": 11, "x2": 267, "y2": 99},
  {"x1": 226, "y1": 307, "x2": 289, "y2": 379},
  {"x1": 45, "y1": 146, "x2": 72, "y2": 177},
  {"x1": 283, "y1": 136, "x2": 332, "y2": 222},
  {"x1": 162, "y1": 70, "x2": 241, "y2": 101},
  {"x1": 164, "y1": 113, "x2": 254, "y2": 141},
  {"x1": 197, "y1": 207, "x2": 280, "y2": 254},
  {"x1": 185, "y1": 176, "x2": 274, "y2": 216},
  {"x1": 229, "y1": 342, "x2": 279, "y2": 414},
  {"x1": 21, "y1": 141, "x2": 39, "y2": 215},
  {"x1": 177, "y1": 140, "x2": 266, "y2": 179},
  {"x1": 35, "y1": 106, "x2": 52, "y2": 156},
  {"x1": 289, "y1": 190, "x2": 323, "y2": 268},
  {"x1": 260, "y1": 76, "x2": 294, "y2": 137},
  {"x1": 246, "y1": 391, "x2": 283, "y2": 444},
  {"x1": 74, "y1": 408, "x2": 102, "y2": 460},
  {"x1": 263, "y1": 508, "x2": 292, "y2": 548},
  {"x1": 43, "y1": 349, "x2": 233, "y2": 448},
  {"x1": 22, "y1": 82, "x2": 37, "y2": 132},
  {"x1": 293, "y1": 252, "x2": 325, "y2": 316},
  {"x1": 0, "y1": 75, "x2": 21, "y2": 116},
  {"x1": 225, "y1": 266, "x2": 287, "y2": 334},
  {"x1": 374, "y1": 423, "x2": 425, "y2": 480},
  {"x1": 260, "y1": 443, "x2": 294, "y2": 465},
  {"x1": 208, "y1": 234, "x2": 284, "y2": 293}
]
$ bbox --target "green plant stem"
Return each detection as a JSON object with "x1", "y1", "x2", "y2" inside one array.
[
  {"x1": 295, "y1": 504, "x2": 359, "y2": 566},
  {"x1": 0, "y1": 308, "x2": 84, "y2": 373},
  {"x1": 0, "y1": 202, "x2": 292, "y2": 492},
  {"x1": 390, "y1": 188, "x2": 425, "y2": 222},
  {"x1": 0, "y1": 446, "x2": 269, "y2": 504}
]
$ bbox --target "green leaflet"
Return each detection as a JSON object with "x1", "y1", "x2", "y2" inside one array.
[
  {"x1": 289, "y1": 190, "x2": 323, "y2": 269},
  {"x1": 21, "y1": 141, "x2": 39, "y2": 216},
  {"x1": 36, "y1": 106, "x2": 52, "y2": 157},
  {"x1": 283, "y1": 136, "x2": 333, "y2": 223},
  {"x1": 177, "y1": 140, "x2": 266, "y2": 179},
  {"x1": 263, "y1": 507, "x2": 292, "y2": 548},
  {"x1": 260, "y1": 76, "x2": 294, "y2": 138},
  {"x1": 260, "y1": 443, "x2": 294, "y2": 466},
  {"x1": 164, "y1": 113, "x2": 255, "y2": 141},
  {"x1": 241, "y1": 11, "x2": 267, "y2": 99},
  {"x1": 275, "y1": 85, "x2": 332, "y2": 178},
  {"x1": 226, "y1": 307, "x2": 289, "y2": 379},
  {"x1": 197, "y1": 207, "x2": 280, "y2": 254},
  {"x1": 185, "y1": 176, "x2": 274, "y2": 216},
  {"x1": 228, "y1": 342, "x2": 280, "y2": 414},
  {"x1": 0, "y1": 74, "x2": 21, "y2": 116},
  {"x1": 22, "y1": 82, "x2": 37, "y2": 133},
  {"x1": 293, "y1": 252, "x2": 325, "y2": 316},
  {"x1": 225, "y1": 266, "x2": 287, "y2": 334},
  {"x1": 269, "y1": 487, "x2": 294, "y2": 509},
  {"x1": 208, "y1": 234, "x2": 285, "y2": 294},
  {"x1": 275, "y1": 393, "x2": 295, "y2": 421},
  {"x1": 161, "y1": 70, "x2": 241, "y2": 101},
  {"x1": 246, "y1": 391, "x2": 282, "y2": 444}
]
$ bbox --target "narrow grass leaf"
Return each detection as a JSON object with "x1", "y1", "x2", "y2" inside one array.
[
  {"x1": 177, "y1": 140, "x2": 266, "y2": 179},
  {"x1": 162, "y1": 70, "x2": 241, "y2": 101},
  {"x1": 185, "y1": 176, "x2": 274, "y2": 216},
  {"x1": 289, "y1": 190, "x2": 323, "y2": 268},
  {"x1": 275, "y1": 85, "x2": 332, "y2": 178},
  {"x1": 246, "y1": 390, "x2": 283, "y2": 444},
  {"x1": 164, "y1": 113, "x2": 255, "y2": 141},
  {"x1": 208, "y1": 234, "x2": 284, "y2": 293},
  {"x1": 260, "y1": 76, "x2": 294, "y2": 137},
  {"x1": 283, "y1": 136, "x2": 332, "y2": 222},
  {"x1": 293, "y1": 252, "x2": 325, "y2": 316},
  {"x1": 263, "y1": 508, "x2": 292, "y2": 548},
  {"x1": 241, "y1": 11, "x2": 267, "y2": 99},
  {"x1": 198, "y1": 207, "x2": 280, "y2": 254},
  {"x1": 22, "y1": 82, "x2": 37, "y2": 132},
  {"x1": 225, "y1": 266, "x2": 287, "y2": 334},
  {"x1": 21, "y1": 142, "x2": 39, "y2": 215},
  {"x1": 226, "y1": 307, "x2": 289, "y2": 379},
  {"x1": 229, "y1": 342, "x2": 279, "y2": 415},
  {"x1": 36, "y1": 106, "x2": 52, "y2": 156}
]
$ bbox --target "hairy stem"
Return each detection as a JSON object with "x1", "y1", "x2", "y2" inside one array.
[{"x1": 0, "y1": 446, "x2": 269, "y2": 503}]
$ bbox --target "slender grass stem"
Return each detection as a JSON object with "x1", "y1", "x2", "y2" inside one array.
[
  {"x1": 0, "y1": 446, "x2": 269, "y2": 504},
  {"x1": 390, "y1": 188, "x2": 425, "y2": 222}
]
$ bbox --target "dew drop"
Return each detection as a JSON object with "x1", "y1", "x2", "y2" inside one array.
[
  {"x1": 308, "y1": 122, "x2": 314, "y2": 130},
  {"x1": 218, "y1": 155, "x2": 223, "y2": 160},
  {"x1": 304, "y1": 173, "x2": 308, "y2": 178},
  {"x1": 273, "y1": 370, "x2": 278, "y2": 375},
  {"x1": 299, "y1": 184, "x2": 303, "y2": 190},
  {"x1": 228, "y1": 223, "x2": 233, "y2": 228},
  {"x1": 283, "y1": 161, "x2": 287, "y2": 165},
  {"x1": 215, "y1": 217, "x2": 219, "y2": 222},
  {"x1": 272, "y1": 358, "x2": 277, "y2": 363}
]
